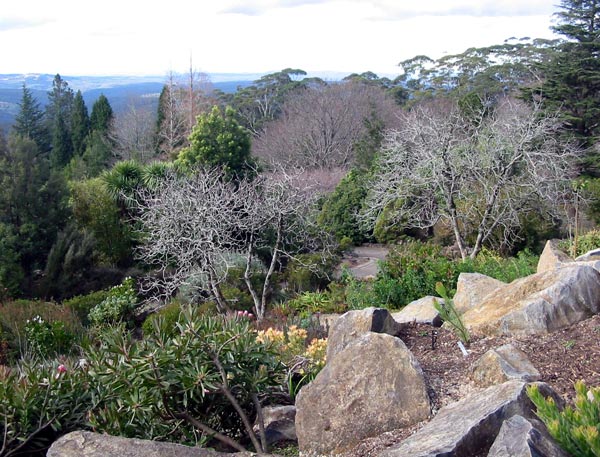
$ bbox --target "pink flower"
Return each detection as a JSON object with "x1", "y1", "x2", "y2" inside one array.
[{"x1": 57, "y1": 364, "x2": 67, "y2": 374}]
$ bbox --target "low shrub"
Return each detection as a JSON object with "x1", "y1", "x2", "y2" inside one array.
[
  {"x1": 24, "y1": 315, "x2": 75, "y2": 359},
  {"x1": 86, "y1": 309, "x2": 285, "y2": 452},
  {"x1": 0, "y1": 300, "x2": 82, "y2": 361},
  {"x1": 63, "y1": 289, "x2": 111, "y2": 326},
  {"x1": 141, "y1": 300, "x2": 182, "y2": 337},
  {"x1": 0, "y1": 360, "x2": 91, "y2": 456},
  {"x1": 88, "y1": 277, "x2": 138, "y2": 327},
  {"x1": 285, "y1": 253, "x2": 337, "y2": 293},
  {"x1": 468, "y1": 248, "x2": 538, "y2": 283},
  {"x1": 559, "y1": 230, "x2": 600, "y2": 258},
  {"x1": 256, "y1": 324, "x2": 327, "y2": 401},
  {"x1": 0, "y1": 309, "x2": 292, "y2": 455},
  {"x1": 283, "y1": 291, "x2": 345, "y2": 318},
  {"x1": 528, "y1": 380, "x2": 600, "y2": 456},
  {"x1": 378, "y1": 242, "x2": 538, "y2": 307}
]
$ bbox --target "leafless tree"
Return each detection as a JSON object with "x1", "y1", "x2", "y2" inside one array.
[
  {"x1": 134, "y1": 167, "x2": 334, "y2": 319},
  {"x1": 111, "y1": 99, "x2": 157, "y2": 163},
  {"x1": 156, "y1": 67, "x2": 215, "y2": 158},
  {"x1": 236, "y1": 169, "x2": 335, "y2": 319},
  {"x1": 362, "y1": 97, "x2": 578, "y2": 260},
  {"x1": 253, "y1": 82, "x2": 398, "y2": 170}
]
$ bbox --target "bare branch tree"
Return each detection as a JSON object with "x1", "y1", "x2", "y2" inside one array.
[
  {"x1": 253, "y1": 82, "x2": 398, "y2": 170},
  {"x1": 134, "y1": 167, "x2": 335, "y2": 319},
  {"x1": 134, "y1": 169, "x2": 241, "y2": 312},
  {"x1": 363, "y1": 97, "x2": 578, "y2": 259},
  {"x1": 111, "y1": 99, "x2": 157, "y2": 163},
  {"x1": 235, "y1": 168, "x2": 336, "y2": 319},
  {"x1": 156, "y1": 68, "x2": 215, "y2": 158}
]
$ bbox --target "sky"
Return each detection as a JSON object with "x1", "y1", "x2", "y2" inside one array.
[{"x1": 1, "y1": 0, "x2": 560, "y2": 78}]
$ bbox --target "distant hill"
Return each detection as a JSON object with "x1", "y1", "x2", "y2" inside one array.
[{"x1": 0, "y1": 73, "x2": 255, "y2": 131}]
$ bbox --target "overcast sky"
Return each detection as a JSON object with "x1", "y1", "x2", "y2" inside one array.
[{"x1": 1, "y1": 0, "x2": 559, "y2": 77}]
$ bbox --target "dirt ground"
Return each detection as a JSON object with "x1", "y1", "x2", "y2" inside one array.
[{"x1": 340, "y1": 314, "x2": 600, "y2": 457}]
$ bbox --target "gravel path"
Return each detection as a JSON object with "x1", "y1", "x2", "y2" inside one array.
[{"x1": 339, "y1": 244, "x2": 390, "y2": 279}]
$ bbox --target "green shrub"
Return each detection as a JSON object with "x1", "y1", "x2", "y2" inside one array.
[
  {"x1": 0, "y1": 359, "x2": 91, "y2": 456},
  {"x1": 141, "y1": 301, "x2": 182, "y2": 337},
  {"x1": 559, "y1": 230, "x2": 600, "y2": 258},
  {"x1": 63, "y1": 289, "x2": 111, "y2": 326},
  {"x1": 317, "y1": 170, "x2": 369, "y2": 244},
  {"x1": 24, "y1": 315, "x2": 75, "y2": 359},
  {"x1": 284, "y1": 291, "x2": 345, "y2": 318},
  {"x1": 86, "y1": 308, "x2": 285, "y2": 452},
  {"x1": 379, "y1": 241, "x2": 460, "y2": 307},
  {"x1": 88, "y1": 277, "x2": 138, "y2": 327},
  {"x1": 528, "y1": 381, "x2": 600, "y2": 456},
  {"x1": 285, "y1": 253, "x2": 336, "y2": 293},
  {"x1": 0, "y1": 300, "x2": 82, "y2": 361},
  {"x1": 468, "y1": 248, "x2": 538, "y2": 283},
  {"x1": 379, "y1": 242, "x2": 538, "y2": 307}
]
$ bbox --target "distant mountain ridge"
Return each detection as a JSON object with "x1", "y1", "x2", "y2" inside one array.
[{"x1": 0, "y1": 73, "x2": 261, "y2": 131}]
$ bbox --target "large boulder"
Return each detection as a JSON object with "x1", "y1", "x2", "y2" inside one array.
[
  {"x1": 296, "y1": 332, "x2": 430, "y2": 455},
  {"x1": 392, "y1": 296, "x2": 442, "y2": 327},
  {"x1": 461, "y1": 264, "x2": 600, "y2": 336},
  {"x1": 378, "y1": 381, "x2": 559, "y2": 457},
  {"x1": 453, "y1": 273, "x2": 505, "y2": 313},
  {"x1": 254, "y1": 405, "x2": 297, "y2": 446},
  {"x1": 326, "y1": 307, "x2": 401, "y2": 360},
  {"x1": 47, "y1": 431, "x2": 262, "y2": 457},
  {"x1": 537, "y1": 240, "x2": 572, "y2": 273},
  {"x1": 487, "y1": 415, "x2": 569, "y2": 457},
  {"x1": 575, "y1": 247, "x2": 600, "y2": 262},
  {"x1": 470, "y1": 344, "x2": 540, "y2": 388}
]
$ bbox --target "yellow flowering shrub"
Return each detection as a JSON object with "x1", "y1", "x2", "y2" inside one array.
[{"x1": 256, "y1": 325, "x2": 327, "y2": 371}]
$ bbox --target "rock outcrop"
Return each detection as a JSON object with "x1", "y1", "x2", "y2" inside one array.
[
  {"x1": 326, "y1": 307, "x2": 400, "y2": 360},
  {"x1": 47, "y1": 431, "x2": 262, "y2": 457},
  {"x1": 487, "y1": 415, "x2": 569, "y2": 457},
  {"x1": 296, "y1": 332, "x2": 430, "y2": 455},
  {"x1": 470, "y1": 344, "x2": 540, "y2": 388},
  {"x1": 378, "y1": 381, "x2": 558, "y2": 457},
  {"x1": 392, "y1": 296, "x2": 442, "y2": 327},
  {"x1": 537, "y1": 240, "x2": 573, "y2": 273},
  {"x1": 453, "y1": 273, "x2": 505, "y2": 313},
  {"x1": 461, "y1": 264, "x2": 600, "y2": 336}
]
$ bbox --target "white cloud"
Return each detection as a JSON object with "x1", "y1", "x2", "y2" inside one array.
[{"x1": 0, "y1": 0, "x2": 559, "y2": 76}]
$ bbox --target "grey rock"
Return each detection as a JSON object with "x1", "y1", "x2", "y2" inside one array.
[
  {"x1": 296, "y1": 332, "x2": 430, "y2": 455},
  {"x1": 254, "y1": 405, "x2": 297, "y2": 445},
  {"x1": 392, "y1": 296, "x2": 443, "y2": 327},
  {"x1": 487, "y1": 415, "x2": 569, "y2": 457},
  {"x1": 453, "y1": 273, "x2": 505, "y2": 313},
  {"x1": 326, "y1": 307, "x2": 400, "y2": 361},
  {"x1": 575, "y1": 247, "x2": 600, "y2": 262},
  {"x1": 470, "y1": 344, "x2": 540, "y2": 388},
  {"x1": 377, "y1": 381, "x2": 559, "y2": 457},
  {"x1": 461, "y1": 265, "x2": 600, "y2": 336},
  {"x1": 47, "y1": 430, "x2": 265, "y2": 457}
]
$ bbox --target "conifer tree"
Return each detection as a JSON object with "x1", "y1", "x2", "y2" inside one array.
[
  {"x1": 13, "y1": 84, "x2": 49, "y2": 151},
  {"x1": 47, "y1": 74, "x2": 75, "y2": 168},
  {"x1": 71, "y1": 90, "x2": 90, "y2": 156},
  {"x1": 537, "y1": 0, "x2": 600, "y2": 149},
  {"x1": 176, "y1": 106, "x2": 255, "y2": 181},
  {"x1": 90, "y1": 94, "x2": 114, "y2": 133}
]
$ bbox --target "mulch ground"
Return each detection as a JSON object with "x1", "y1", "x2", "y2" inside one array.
[{"x1": 340, "y1": 314, "x2": 600, "y2": 457}]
